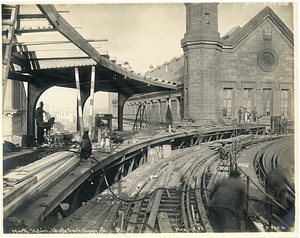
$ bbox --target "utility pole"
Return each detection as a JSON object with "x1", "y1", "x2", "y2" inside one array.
[{"x1": 232, "y1": 119, "x2": 238, "y2": 171}]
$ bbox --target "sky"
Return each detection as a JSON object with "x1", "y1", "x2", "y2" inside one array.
[
  {"x1": 61, "y1": 2, "x2": 294, "y2": 73},
  {"x1": 28, "y1": 2, "x2": 294, "y2": 113}
]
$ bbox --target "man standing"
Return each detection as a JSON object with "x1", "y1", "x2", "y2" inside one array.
[
  {"x1": 209, "y1": 170, "x2": 246, "y2": 232},
  {"x1": 35, "y1": 101, "x2": 46, "y2": 144},
  {"x1": 252, "y1": 107, "x2": 258, "y2": 122},
  {"x1": 238, "y1": 106, "x2": 243, "y2": 123}
]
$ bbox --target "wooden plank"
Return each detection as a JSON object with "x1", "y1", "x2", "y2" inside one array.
[
  {"x1": 3, "y1": 156, "x2": 68, "y2": 190},
  {"x1": 3, "y1": 176, "x2": 37, "y2": 207},
  {"x1": 100, "y1": 193, "x2": 127, "y2": 232},
  {"x1": 53, "y1": 203, "x2": 96, "y2": 229},
  {"x1": 68, "y1": 200, "x2": 112, "y2": 231},
  {"x1": 20, "y1": 161, "x2": 95, "y2": 229},
  {"x1": 157, "y1": 212, "x2": 173, "y2": 233},
  {"x1": 4, "y1": 151, "x2": 73, "y2": 182},
  {"x1": 145, "y1": 169, "x2": 168, "y2": 233},
  {"x1": 4, "y1": 155, "x2": 80, "y2": 219},
  {"x1": 81, "y1": 204, "x2": 112, "y2": 231}
]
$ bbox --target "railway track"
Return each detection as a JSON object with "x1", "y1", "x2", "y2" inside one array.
[
  {"x1": 108, "y1": 146, "x2": 219, "y2": 233},
  {"x1": 8, "y1": 133, "x2": 293, "y2": 233},
  {"x1": 53, "y1": 145, "x2": 222, "y2": 233}
]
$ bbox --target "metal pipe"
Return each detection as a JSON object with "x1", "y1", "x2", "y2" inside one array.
[{"x1": 245, "y1": 176, "x2": 250, "y2": 230}]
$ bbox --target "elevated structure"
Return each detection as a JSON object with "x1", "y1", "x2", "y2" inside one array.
[{"x1": 2, "y1": 4, "x2": 178, "y2": 141}]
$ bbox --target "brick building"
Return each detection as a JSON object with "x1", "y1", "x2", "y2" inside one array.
[{"x1": 112, "y1": 3, "x2": 294, "y2": 126}]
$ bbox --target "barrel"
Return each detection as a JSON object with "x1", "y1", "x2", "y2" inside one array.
[
  {"x1": 162, "y1": 145, "x2": 172, "y2": 158},
  {"x1": 147, "y1": 148, "x2": 159, "y2": 164}
]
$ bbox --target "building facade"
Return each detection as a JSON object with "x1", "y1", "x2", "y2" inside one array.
[
  {"x1": 3, "y1": 79, "x2": 27, "y2": 143},
  {"x1": 113, "y1": 4, "x2": 294, "y2": 127}
]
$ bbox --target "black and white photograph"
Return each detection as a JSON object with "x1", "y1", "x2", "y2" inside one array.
[{"x1": 1, "y1": 2, "x2": 297, "y2": 237}]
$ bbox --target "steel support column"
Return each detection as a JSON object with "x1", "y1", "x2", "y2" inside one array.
[
  {"x1": 76, "y1": 88, "x2": 90, "y2": 132},
  {"x1": 27, "y1": 82, "x2": 51, "y2": 137},
  {"x1": 118, "y1": 92, "x2": 130, "y2": 131}
]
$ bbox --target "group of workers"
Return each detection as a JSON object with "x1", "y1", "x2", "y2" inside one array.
[{"x1": 238, "y1": 106, "x2": 258, "y2": 123}]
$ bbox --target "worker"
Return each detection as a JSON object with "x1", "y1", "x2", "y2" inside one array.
[
  {"x1": 238, "y1": 106, "x2": 243, "y2": 123},
  {"x1": 265, "y1": 169, "x2": 289, "y2": 219},
  {"x1": 280, "y1": 119, "x2": 288, "y2": 134},
  {"x1": 209, "y1": 170, "x2": 246, "y2": 232},
  {"x1": 34, "y1": 101, "x2": 46, "y2": 144},
  {"x1": 80, "y1": 131, "x2": 92, "y2": 162},
  {"x1": 252, "y1": 107, "x2": 258, "y2": 122},
  {"x1": 219, "y1": 142, "x2": 228, "y2": 160}
]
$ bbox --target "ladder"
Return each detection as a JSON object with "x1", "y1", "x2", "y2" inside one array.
[
  {"x1": 2, "y1": 4, "x2": 19, "y2": 107},
  {"x1": 132, "y1": 104, "x2": 147, "y2": 130}
]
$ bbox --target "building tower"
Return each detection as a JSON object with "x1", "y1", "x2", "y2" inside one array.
[{"x1": 181, "y1": 3, "x2": 223, "y2": 122}]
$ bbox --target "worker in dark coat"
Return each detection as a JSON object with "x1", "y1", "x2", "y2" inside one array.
[
  {"x1": 238, "y1": 106, "x2": 243, "y2": 123},
  {"x1": 209, "y1": 170, "x2": 246, "y2": 232},
  {"x1": 252, "y1": 107, "x2": 258, "y2": 122},
  {"x1": 80, "y1": 131, "x2": 92, "y2": 162},
  {"x1": 166, "y1": 104, "x2": 173, "y2": 132},
  {"x1": 34, "y1": 101, "x2": 46, "y2": 144},
  {"x1": 265, "y1": 169, "x2": 289, "y2": 220},
  {"x1": 219, "y1": 142, "x2": 228, "y2": 160}
]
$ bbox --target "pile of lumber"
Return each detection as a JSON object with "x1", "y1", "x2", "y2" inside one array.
[{"x1": 3, "y1": 151, "x2": 80, "y2": 219}]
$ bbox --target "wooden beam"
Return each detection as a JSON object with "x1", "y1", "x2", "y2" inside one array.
[
  {"x1": 145, "y1": 172, "x2": 168, "y2": 233},
  {"x1": 93, "y1": 175, "x2": 104, "y2": 197},
  {"x1": 157, "y1": 212, "x2": 173, "y2": 233},
  {"x1": 57, "y1": 204, "x2": 67, "y2": 219},
  {"x1": 7, "y1": 71, "x2": 33, "y2": 82},
  {"x1": 69, "y1": 187, "x2": 81, "y2": 212},
  {"x1": 15, "y1": 39, "x2": 108, "y2": 46},
  {"x1": 3, "y1": 155, "x2": 80, "y2": 219},
  {"x1": 17, "y1": 14, "x2": 45, "y2": 19},
  {"x1": 15, "y1": 27, "x2": 56, "y2": 34},
  {"x1": 127, "y1": 159, "x2": 135, "y2": 174},
  {"x1": 28, "y1": 56, "x2": 92, "y2": 61},
  {"x1": 3, "y1": 176, "x2": 37, "y2": 207},
  {"x1": 10, "y1": 53, "x2": 27, "y2": 67},
  {"x1": 4, "y1": 151, "x2": 73, "y2": 184}
]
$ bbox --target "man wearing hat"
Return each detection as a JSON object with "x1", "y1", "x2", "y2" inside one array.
[{"x1": 35, "y1": 101, "x2": 46, "y2": 144}]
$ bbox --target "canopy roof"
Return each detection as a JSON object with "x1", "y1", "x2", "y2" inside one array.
[{"x1": 6, "y1": 4, "x2": 178, "y2": 96}]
